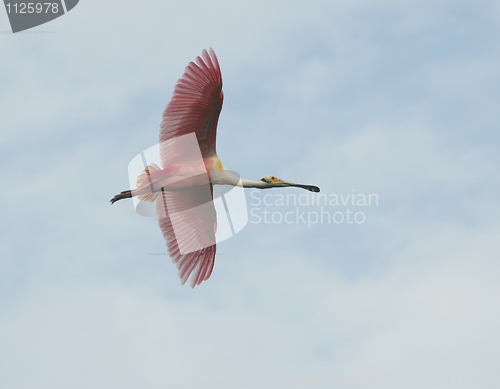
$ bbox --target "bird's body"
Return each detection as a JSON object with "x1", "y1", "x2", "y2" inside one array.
[{"x1": 111, "y1": 49, "x2": 319, "y2": 287}]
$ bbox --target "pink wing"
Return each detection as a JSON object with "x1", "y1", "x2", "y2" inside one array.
[
  {"x1": 159, "y1": 48, "x2": 223, "y2": 165},
  {"x1": 156, "y1": 187, "x2": 216, "y2": 288},
  {"x1": 156, "y1": 49, "x2": 223, "y2": 287}
]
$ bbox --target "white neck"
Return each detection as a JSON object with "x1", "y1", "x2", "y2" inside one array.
[
  {"x1": 210, "y1": 171, "x2": 269, "y2": 189},
  {"x1": 241, "y1": 179, "x2": 270, "y2": 189}
]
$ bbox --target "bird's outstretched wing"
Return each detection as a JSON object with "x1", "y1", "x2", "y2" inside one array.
[
  {"x1": 159, "y1": 48, "x2": 223, "y2": 166},
  {"x1": 155, "y1": 49, "x2": 223, "y2": 287},
  {"x1": 156, "y1": 186, "x2": 216, "y2": 288}
]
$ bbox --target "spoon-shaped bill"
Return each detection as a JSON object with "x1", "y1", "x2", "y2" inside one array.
[{"x1": 284, "y1": 181, "x2": 320, "y2": 192}]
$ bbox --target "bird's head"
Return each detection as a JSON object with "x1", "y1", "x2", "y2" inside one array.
[
  {"x1": 260, "y1": 175, "x2": 320, "y2": 192},
  {"x1": 260, "y1": 175, "x2": 284, "y2": 185}
]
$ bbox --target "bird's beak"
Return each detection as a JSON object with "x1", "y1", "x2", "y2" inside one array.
[{"x1": 282, "y1": 181, "x2": 320, "y2": 193}]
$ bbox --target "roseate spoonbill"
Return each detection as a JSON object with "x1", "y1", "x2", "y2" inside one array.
[{"x1": 111, "y1": 49, "x2": 320, "y2": 287}]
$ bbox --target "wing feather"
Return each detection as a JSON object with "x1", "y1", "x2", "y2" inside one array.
[
  {"x1": 159, "y1": 48, "x2": 223, "y2": 165},
  {"x1": 156, "y1": 184, "x2": 217, "y2": 288}
]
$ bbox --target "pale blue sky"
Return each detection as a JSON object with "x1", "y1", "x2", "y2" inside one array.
[{"x1": 1, "y1": 1, "x2": 499, "y2": 388}]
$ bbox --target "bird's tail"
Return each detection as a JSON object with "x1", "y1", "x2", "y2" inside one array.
[
  {"x1": 135, "y1": 163, "x2": 161, "y2": 202},
  {"x1": 110, "y1": 163, "x2": 162, "y2": 205}
]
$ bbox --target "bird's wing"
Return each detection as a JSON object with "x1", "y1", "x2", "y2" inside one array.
[
  {"x1": 156, "y1": 184, "x2": 217, "y2": 288},
  {"x1": 155, "y1": 49, "x2": 222, "y2": 287},
  {"x1": 159, "y1": 48, "x2": 223, "y2": 167}
]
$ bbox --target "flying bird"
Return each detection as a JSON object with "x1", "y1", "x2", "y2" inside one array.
[{"x1": 111, "y1": 49, "x2": 320, "y2": 287}]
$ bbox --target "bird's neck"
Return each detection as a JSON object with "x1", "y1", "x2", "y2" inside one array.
[
  {"x1": 241, "y1": 179, "x2": 269, "y2": 189},
  {"x1": 209, "y1": 171, "x2": 269, "y2": 189}
]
